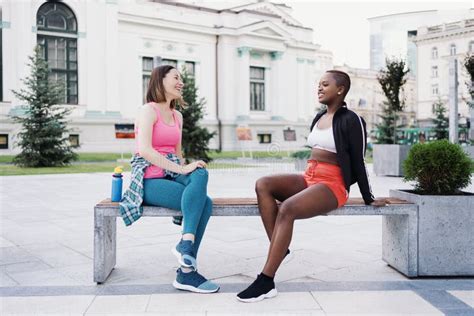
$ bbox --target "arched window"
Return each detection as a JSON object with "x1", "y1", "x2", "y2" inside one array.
[
  {"x1": 450, "y1": 44, "x2": 456, "y2": 56},
  {"x1": 431, "y1": 47, "x2": 438, "y2": 59},
  {"x1": 37, "y1": 2, "x2": 78, "y2": 104}
]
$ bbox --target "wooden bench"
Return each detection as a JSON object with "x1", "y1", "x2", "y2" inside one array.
[{"x1": 94, "y1": 197, "x2": 418, "y2": 283}]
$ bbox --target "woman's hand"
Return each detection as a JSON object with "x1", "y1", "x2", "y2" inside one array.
[
  {"x1": 181, "y1": 160, "x2": 207, "y2": 174},
  {"x1": 370, "y1": 198, "x2": 388, "y2": 207}
]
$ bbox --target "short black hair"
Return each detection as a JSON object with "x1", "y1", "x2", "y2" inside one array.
[{"x1": 326, "y1": 70, "x2": 351, "y2": 97}]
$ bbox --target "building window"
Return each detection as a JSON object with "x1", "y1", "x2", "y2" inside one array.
[
  {"x1": 184, "y1": 61, "x2": 195, "y2": 77},
  {"x1": 432, "y1": 84, "x2": 439, "y2": 96},
  {"x1": 257, "y1": 133, "x2": 271, "y2": 144},
  {"x1": 431, "y1": 47, "x2": 438, "y2": 59},
  {"x1": 358, "y1": 98, "x2": 367, "y2": 107},
  {"x1": 450, "y1": 44, "x2": 456, "y2": 56},
  {"x1": 37, "y1": 2, "x2": 78, "y2": 105},
  {"x1": 250, "y1": 66, "x2": 265, "y2": 111},
  {"x1": 0, "y1": 134, "x2": 8, "y2": 149},
  {"x1": 68, "y1": 134, "x2": 79, "y2": 148},
  {"x1": 431, "y1": 66, "x2": 438, "y2": 78},
  {"x1": 161, "y1": 58, "x2": 177, "y2": 68},
  {"x1": 142, "y1": 57, "x2": 153, "y2": 102},
  {"x1": 469, "y1": 41, "x2": 474, "y2": 53}
]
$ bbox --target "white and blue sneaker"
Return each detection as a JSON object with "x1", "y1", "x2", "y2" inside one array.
[
  {"x1": 172, "y1": 239, "x2": 197, "y2": 270},
  {"x1": 173, "y1": 268, "x2": 220, "y2": 293}
]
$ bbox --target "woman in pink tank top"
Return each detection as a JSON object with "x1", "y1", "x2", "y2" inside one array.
[{"x1": 135, "y1": 65, "x2": 219, "y2": 293}]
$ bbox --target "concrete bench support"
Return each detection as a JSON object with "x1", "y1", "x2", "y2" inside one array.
[{"x1": 94, "y1": 198, "x2": 418, "y2": 283}]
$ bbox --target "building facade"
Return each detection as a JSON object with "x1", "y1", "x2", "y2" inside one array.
[
  {"x1": 369, "y1": 9, "x2": 473, "y2": 72},
  {"x1": 334, "y1": 65, "x2": 417, "y2": 140},
  {"x1": 0, "y1": 0, "x2": 332, "y2": 154},
  {"x1": 412, "y1": 19, "x2": 474, "y2": 127}
]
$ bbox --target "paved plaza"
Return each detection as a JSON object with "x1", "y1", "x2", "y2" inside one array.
[{"x1": 1, "y1": 160, "x2": 473, "y2": 315}]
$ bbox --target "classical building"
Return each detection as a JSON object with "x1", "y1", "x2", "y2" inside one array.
[
  {"x1": 334, "y1": 65, "x2": 417, "y2": 139},
  {"x1": 411, "y1": 18, "x2": 474, "y2": 127},
  {"x1": 0, "y1": 0, "x2": 332, "y2": 154}
]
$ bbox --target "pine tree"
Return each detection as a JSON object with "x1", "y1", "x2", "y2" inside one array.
[
  {"x1": 178, "y1": 69, "x2": 216, "y2": 162},
  {"x1": 432, "y1": 99, "x2": 448, "y2": 140},
  {"x1": 375, "y1": 58, "x2": 409, "y2": 144},
  {"x1": 10, "y1": 47, "x2": 77, "y2": 167},
  {"x1": 464, "y1": 54, "x2": 474, "y2": 141},
  {"x1": 375, "y1": 101, "x2": 400, "y2": 144},
  {"x1": 464, "y1": 54, "x2": 474, "y2": 109}
]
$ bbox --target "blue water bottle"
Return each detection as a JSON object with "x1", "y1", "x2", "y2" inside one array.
[{"x1": 111, "y1": 166, "x2": 123, "y2": 202}]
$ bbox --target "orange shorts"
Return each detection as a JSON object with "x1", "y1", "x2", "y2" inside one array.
[{"x1": 303, "y1": 160, "x2": 349, "y2": 208}]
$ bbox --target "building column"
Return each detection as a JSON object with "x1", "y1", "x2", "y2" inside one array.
[
  {"x1": 3, "y1": 1, "x2": 35, "y2": 106},
  {"x1": 303, "y1": 59, "x2": 314, "y2": 120},
  {"x1": 105, "y1": 1, "x2": 119, "y2": 113},
  {"x1": 296, "y1": 57, "x2": 306, "y2": 121},
  {"x1": 237, "y1": 46, "x2": 251, "y2": 120},
  {"x1": 270, "y1": 51, "x2": 284, "y2": 120}
]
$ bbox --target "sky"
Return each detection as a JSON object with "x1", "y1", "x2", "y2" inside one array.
[
  {"x1": 193, "y1": 0, "x2": 473, "y2": 69},
  {"x1": 285, "y1": 0, "x2": 473, "y2": 68}
]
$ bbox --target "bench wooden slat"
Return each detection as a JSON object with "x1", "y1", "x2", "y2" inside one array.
[{"x1": 96, "y1": 197, "x2": 413, "y2": 207}]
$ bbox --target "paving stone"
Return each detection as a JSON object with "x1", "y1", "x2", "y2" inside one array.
[
  {"x1": 0, "y1": 295, "x2": 94, "y2": 314},
  {"x1": 448, "y1": 291, "x2": 474, "y2": 308},
  {"x1": 312, "y1": 290, "x2": 443, "y2": 315},
  {"x1": 85, "y1": 294, "x2": 151, "y2": 314},
  {"x1": 147, "y1": 292, "x2": 321, "y2": 313}
]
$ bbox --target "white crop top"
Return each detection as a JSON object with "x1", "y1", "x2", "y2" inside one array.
[{"x1": 306, "y1": 120, "x2": 337, "y2": 153}]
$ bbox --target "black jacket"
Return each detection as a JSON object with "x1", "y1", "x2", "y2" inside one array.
[{"x1": 310, "y1": 103, "x2": 375, "y2": 205}]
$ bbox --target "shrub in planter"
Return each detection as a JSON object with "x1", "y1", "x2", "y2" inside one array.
[
  {"x1": 290, "y1": 149, "x2": 311, "y2": 160},
  {"x1": 403, "y1": 140, "x2": 472, "y2": 195}
]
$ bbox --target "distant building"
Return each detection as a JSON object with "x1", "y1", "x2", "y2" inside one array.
[
  {"x1": 334, "y1": 65, "x2": 417, "y2": 140},
  {"x1": 368, "y1": 9, "x2": 473, "y2": 72},
  {"x1": 411, "y1": 18, "x2": 474, "y2": 127}
]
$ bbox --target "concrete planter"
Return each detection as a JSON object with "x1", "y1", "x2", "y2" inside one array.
[
  {"x1": 388, "y1": 189, "x2": 474, "y2": 276},
  {"x1": 294, "y1": 159, "x2": 307, "y2": 171},
  {"x1": 463, "y1": 145, "x2": 474, "y2": 160},
  {"x1": 373, "y1": 144, "x2": 410, "y2": 177}
]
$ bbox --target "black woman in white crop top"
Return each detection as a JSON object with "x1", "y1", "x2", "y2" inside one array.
[{"x1": 237, "y1": 70, "x2": 388, "y2": 303}]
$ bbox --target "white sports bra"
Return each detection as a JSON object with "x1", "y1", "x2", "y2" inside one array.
[{"x1": 306, "y1": 120, "x2": 337, "y2": 153}]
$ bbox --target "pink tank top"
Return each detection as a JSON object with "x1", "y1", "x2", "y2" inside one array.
[{"x1": 135, "y1": 104, "x2": 181, "y2": 179}]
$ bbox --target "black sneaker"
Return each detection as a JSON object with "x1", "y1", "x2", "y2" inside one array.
[{"x1": 236, "y1": 274, "x2": 277, "y2": 303}]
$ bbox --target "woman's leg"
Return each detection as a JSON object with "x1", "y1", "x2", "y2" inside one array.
[
  {"x1": 144, "y1": 175, "x2": 205, "y2": 268},
  {"x1": 262, "y1": 184, "x2": 338, "y2": 277},
  {"x1": 237, "y1": 184, "x2": 338, "y2": 302},
  {"x1": 143, "y1": 175, "x2": 218, "y2": 293},
  {"x1": 193, "y1": 196, "x2": 213, "y2": 258},
  {"x1": 255, "y1": 174, "x2": 307, "y2": 242},
  {"x1": 143, "y1": 178, "x2": 185, "y2": 210},
  {"x1": 174, "y1": 168, "x2": 210, "y2": 240},
  {"x1": 171, "y1": 170, "x2": 219, "y2": 294}
]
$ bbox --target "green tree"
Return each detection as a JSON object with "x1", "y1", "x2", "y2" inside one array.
[
  {"x1": 375, "y1": 57, "x2": 410, "y2": 144},
  {"x1": 375, "y1": 101, "x2": 400, "y2": 144},
  {"x1": 431, "y1": 98, "x2": 448, "y2": 140},
  {"x1": 464, "y1": 53, "x2": 474, "y2": 109},
  {"x1": 464, "y1": 53, "x2": 474, "y2": 141},
  {"x1": 10, "y1": 47, "x2": 77, "y2": 167},
  {"x1": 178, "y1": 69, "x2": 216, "y2": 162}
]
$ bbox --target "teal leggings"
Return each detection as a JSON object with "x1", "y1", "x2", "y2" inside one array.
[{"x1": 143, "y1": 168, "x2": 212, "y2": 257}]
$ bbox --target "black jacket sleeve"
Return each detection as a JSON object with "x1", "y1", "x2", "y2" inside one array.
[{"x1": 348, "y1": 115, "x2": 375, "y2": 205}]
